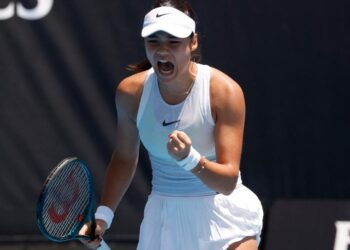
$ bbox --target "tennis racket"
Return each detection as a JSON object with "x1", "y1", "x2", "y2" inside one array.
[{"x1": 36, "y1": 157, "x2": 110, "y2": 250}]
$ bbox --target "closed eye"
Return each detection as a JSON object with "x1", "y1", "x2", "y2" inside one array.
[{"x1": 145, "y1": 39, "x2": 159, "y2": 44}]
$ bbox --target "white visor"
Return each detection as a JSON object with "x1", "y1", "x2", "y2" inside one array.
[{"x1": 141, "y1": 6, "x2": 196, "y2": 38}]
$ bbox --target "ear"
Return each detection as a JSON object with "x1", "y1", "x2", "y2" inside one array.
[{"x1": 190, "y1": 33, "x2": 199, "y2": 52}]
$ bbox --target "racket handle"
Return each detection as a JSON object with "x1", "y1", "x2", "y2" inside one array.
[{"x1": 97, "y1": 239, "x2": 111, "y2": 250}]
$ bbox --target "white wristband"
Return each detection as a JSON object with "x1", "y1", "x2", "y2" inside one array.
[
  {"x1": 176, "y1": 146, "x2": 201, "y2": 171},
  {"x1": 95, "y1": 205, "x2": 114, "y2": 229}
]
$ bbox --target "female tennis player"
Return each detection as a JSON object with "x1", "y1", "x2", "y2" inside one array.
[{"x1": 80, "y1": 0, "x2": 263, "y2": 249}]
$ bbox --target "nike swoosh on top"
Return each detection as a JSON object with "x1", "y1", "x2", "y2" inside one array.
[
  {"x1": 162, "y1": 120, "x2": 180, "y2": 126},
  {"x1": 156, "y1": 13, "x2": 171, "y2": 18}
]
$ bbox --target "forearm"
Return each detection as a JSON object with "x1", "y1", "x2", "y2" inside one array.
[
  {"x1": 191, "y1": 157, "x2": 239, "y2": 195},
  {"x1": 168, "y1": 131, "x2": 240, "y2": 195},
  {"x1": 99, "y1": 151, "x2": 139, "y2": 211}
]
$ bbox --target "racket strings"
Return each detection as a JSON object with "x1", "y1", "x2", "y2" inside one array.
[{"x1": 41, "y1": 161, "x2": 91, "y2": 238}]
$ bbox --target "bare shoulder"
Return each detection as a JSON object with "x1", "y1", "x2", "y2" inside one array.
[
  {"x1": 115, "y1": 70, "x2": 149, "y2": 121},
  {"x1": 210, "y1": 67, "x2": 244, "y2": 98},
  {"x1": 209, "y1": 67, "x2": 245, "y2": 110},
  {"x1": 116, "y1": 70, "x2": 148, "y2": 98}
]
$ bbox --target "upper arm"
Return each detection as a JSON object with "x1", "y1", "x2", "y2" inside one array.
[
  {"x1": 113, "y1": 72, "x2": 147, "y2": 164},
  {"x1": 99, "y1": 73, "x2": 147, "y2": 208},
  {"x1": 210, "y1": 68, "x2": 246, "y2": 173}
]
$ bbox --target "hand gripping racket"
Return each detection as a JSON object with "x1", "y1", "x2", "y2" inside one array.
[{"x1": 36, "y1": 157, "x2": 111, "y2": 250}]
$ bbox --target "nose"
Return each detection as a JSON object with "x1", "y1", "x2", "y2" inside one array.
[
  {"x1": 156, "y1": 42, "x2": 171, "y2": 58},
  {"x1": 157, "y1": 42, "x2": 170, "y2": 52}
]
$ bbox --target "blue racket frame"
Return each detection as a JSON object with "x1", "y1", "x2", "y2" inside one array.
[{"x1": 36, "y1": 157, "x2": 95, "y2": 242}]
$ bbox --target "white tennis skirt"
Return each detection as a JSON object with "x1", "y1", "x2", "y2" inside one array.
[{"x1": 137, "y1": 184, "x2": 263, "y2": 250}]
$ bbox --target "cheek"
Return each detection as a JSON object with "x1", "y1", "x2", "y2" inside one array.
[
  {"x1": 177, "y1": 54, "x2": 190, "y2": 65},
  {"x1": 144, "y1": 47, "x2": 155, "y2": 64},
  {"x1": 175, "y1": 47, "x2": 192, "y2": 63},
  {"x1": 145, "y1": 50, "x2": 152, "y2": 61}
]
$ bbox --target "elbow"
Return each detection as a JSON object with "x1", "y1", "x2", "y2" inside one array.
[
  {"x1": 221, "y1": 189, "x2": 234, "y2": 196},
  {"x1": 220, "y1": 183, "x2": 236, "y2": 196},
  {"x1": 219, "y1": 170, "x2": 239, "y2": 196}
]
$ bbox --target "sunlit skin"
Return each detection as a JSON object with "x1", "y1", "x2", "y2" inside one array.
[
  {"x1": 79, "y1": 30, "x2": 257, "y2": 250},
  {"x1": 144, "y1": 31, "x2": 198, "y2": 104}
]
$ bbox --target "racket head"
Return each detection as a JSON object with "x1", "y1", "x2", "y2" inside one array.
[{"x1": 36, "y1": 157, "x2": 94, "y2": 242}]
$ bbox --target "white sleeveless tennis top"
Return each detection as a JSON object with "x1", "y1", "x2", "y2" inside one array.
[{"x1": 136, "y1": 63, "x2": 241, "y2": 196}]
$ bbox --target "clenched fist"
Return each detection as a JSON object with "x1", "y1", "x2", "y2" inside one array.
[{"x1": 167, "y1": 130, "x2": 192, "y2": 161}]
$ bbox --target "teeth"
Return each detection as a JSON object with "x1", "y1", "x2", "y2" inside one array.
[{"x1": 159, "y1": 60, "x2": 168, "y2": 63}]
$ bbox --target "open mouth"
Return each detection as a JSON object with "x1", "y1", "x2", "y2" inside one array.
[{"x1": 157, "y1": 60, "x2": 174, "y2": 75}]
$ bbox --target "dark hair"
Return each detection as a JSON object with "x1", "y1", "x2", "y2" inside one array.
[{"x1": 126, "y1": 0, "x2": 201, "y2": 73}]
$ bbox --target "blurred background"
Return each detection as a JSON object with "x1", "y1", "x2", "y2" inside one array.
[{"x1": 0, "y1": 0, "x2": 349, "y2": 249}]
